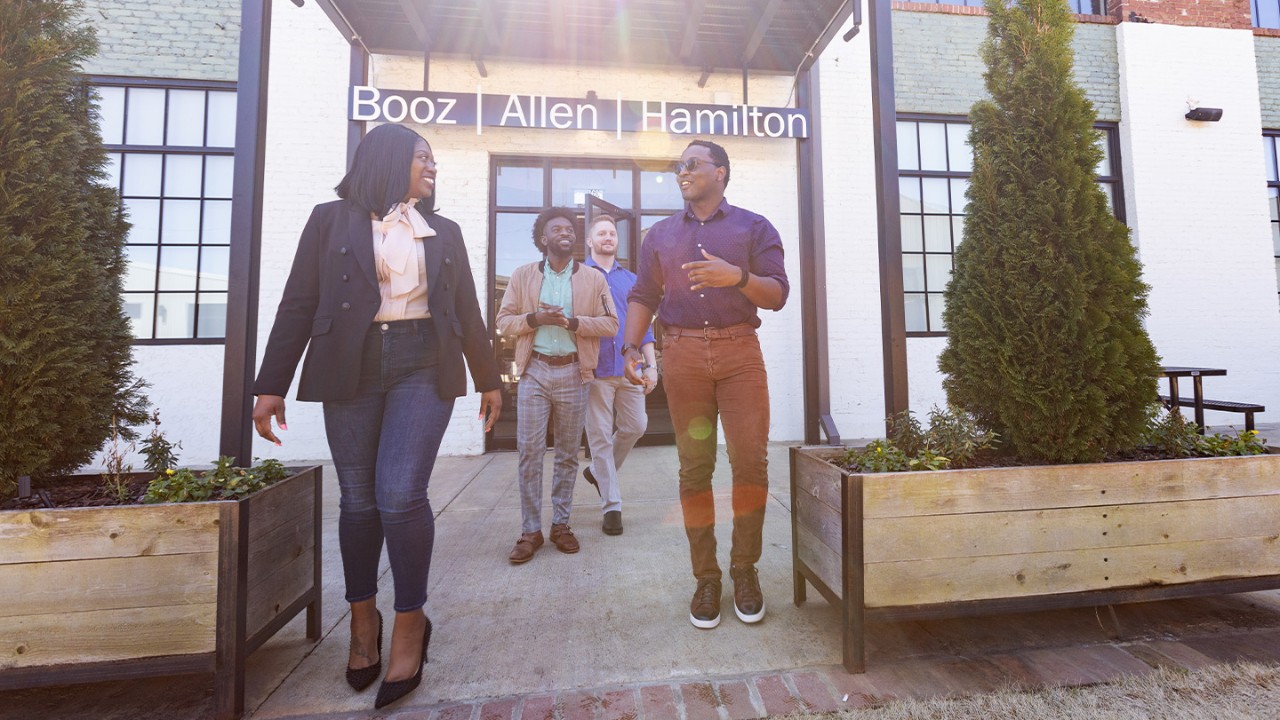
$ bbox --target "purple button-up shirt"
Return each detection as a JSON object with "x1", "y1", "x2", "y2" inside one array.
[
  {"x1": 585, "y1": 257, "x2": 655, "y2": 377},
  {"x1": 629, "y1": 199, "x2": 789, "y2": 329}
]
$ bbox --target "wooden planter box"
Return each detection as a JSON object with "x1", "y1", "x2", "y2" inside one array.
[
  {"x1": 790, "y1": 446, "x2": 1280, "y2": 673},
  {"x1": 0, "y1": 466, "x2": 323, "y2": 719}
]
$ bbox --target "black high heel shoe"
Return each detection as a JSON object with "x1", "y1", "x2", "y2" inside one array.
[
  {"x1": 345, "y1": 610, "x2": 383, "y2": 691},
  {"x1": 373, "y1": 615, "x2": 432, "y2": 709}
]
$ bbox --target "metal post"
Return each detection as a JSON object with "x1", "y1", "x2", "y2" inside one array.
[
  {"x1": 348, "y1": 43, "x2": 368, "y2": 167},
  {"x1": 219, "y1": 0, "x2": 272, "y2": 466},
  {"x1": 796, "y1": 65, "x2": 839, "y2": 445},
  {"x1": 869, "y1": 0, "x2": 908, "y2": 428}
]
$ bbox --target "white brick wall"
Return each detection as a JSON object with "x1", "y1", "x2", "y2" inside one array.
[
  {"x1": 79, "y1": 0, "x2": 239, "y2": 81},
  {"x1": 892, "y1": 12, "x2": 1121, "y2": 121},
  {"x1": 815, "y1": 9, "x2": 893, "y2": 439},
  {"x1": 117, "y1": 0, "x2": 350, "y2": 467},
  {"x1": 1117, "y1": 23, "x2": 1280, "y2": 426},
  {"x1": 243, "y1": 0, "x2": 373, "y2": 463}
]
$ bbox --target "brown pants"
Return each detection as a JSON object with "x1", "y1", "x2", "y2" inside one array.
[{"x1": 662, "y1": 327, "x2": 770, "y2": 581}]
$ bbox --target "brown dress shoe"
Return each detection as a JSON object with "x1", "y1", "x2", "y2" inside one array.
[
  {"x1": 508, "y1": 531, "x2": 544, "y2": 564},
  {"x1": 549, "y1": 524, "x2": 580, "y2": 554}
]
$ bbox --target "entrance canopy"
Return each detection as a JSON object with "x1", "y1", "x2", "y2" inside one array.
[{"x1": 315, "y1": 0, "x2": 849, "y2": 73}]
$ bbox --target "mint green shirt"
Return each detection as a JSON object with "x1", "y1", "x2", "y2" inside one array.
[{"x1": 533, "y1": 259, "x2": 575, "y2": 356}]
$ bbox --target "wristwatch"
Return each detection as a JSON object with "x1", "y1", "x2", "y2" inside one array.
[
  {"x1": 620, "y1": 343, "x2": 640, "y2": 357},
  {"x1": 735, "y1": 266, "x2": 750, "y2": 288}
]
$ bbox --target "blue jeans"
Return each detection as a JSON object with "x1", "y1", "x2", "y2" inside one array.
[
  {"x1": 516, "y1": 357, "x2": 588, "y2": 534},
  {"x1": 323, "y1": 320, "x2": 454, "y2": 612}
]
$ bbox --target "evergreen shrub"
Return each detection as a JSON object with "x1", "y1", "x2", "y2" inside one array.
[
  {"x1": 0, "y1": 0, "x2": 148, "y2": 498},
  {"x1": 938, "y1": 0, "x2": 1160, "y2": 463}
]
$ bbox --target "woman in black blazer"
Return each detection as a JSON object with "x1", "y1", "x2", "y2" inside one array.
[{"x1": 252, "y1": 124, "x2": 500, "y2": 710}]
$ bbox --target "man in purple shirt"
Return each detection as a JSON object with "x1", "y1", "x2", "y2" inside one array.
[{"x1": 623, "y1": 140, "x2": 789, "y2": 629}]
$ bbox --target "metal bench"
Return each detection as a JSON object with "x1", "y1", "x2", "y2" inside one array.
[{"x1": 1159, "y1": 395, "x2": 1264, "y2": 432}]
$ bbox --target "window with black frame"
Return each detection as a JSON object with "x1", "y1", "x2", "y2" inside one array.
[
  {"x1": 1265, "y1": 132, "x2": 1280, "y2": 305},
  {"x1": 487, "y1": 157, "x2": 683, "y2": 450},
  {"x1": 91, "y1": 79, "x2": 237, "y2": 342},
  {"x1": 897, "y1": 116, "x2": 1124, "y2": 334}
]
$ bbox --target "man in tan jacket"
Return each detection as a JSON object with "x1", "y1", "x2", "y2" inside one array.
[{"x1": 496, "y1": 207, "x2": 617, "y2": 564}]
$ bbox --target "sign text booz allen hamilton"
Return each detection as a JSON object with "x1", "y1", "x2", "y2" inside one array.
[{"x1": 350, "y1": 86, "x2": 810, "y2": 139}]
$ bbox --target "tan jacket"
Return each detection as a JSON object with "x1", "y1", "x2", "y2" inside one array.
[{"x1": 496, "y1": 260, "x2": 618, "y2": 383}]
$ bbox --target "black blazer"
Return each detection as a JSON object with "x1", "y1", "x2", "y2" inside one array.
[{"x1": 254, "y1": 199, "x2": 501, "y2": 402}]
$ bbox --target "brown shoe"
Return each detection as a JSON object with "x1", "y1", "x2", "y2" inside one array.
[
  {"x1": 549, "y1": 524, "x2": 580, "y2": 554},
  {"x1": 508, "y1": 531, "x2": 544, "y2": 564}
]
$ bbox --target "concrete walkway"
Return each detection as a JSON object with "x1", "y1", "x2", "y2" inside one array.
[{"x1": 5, "y1": 427, "x2": 1280, "y2": 720}]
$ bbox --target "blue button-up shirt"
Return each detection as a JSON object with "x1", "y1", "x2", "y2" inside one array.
[
  {"x1": 629, "y1": 199, "x2": 789, "y2": 328},
  {"x1": 585, "y1": 257, "x2": 654, "y2": 378}
]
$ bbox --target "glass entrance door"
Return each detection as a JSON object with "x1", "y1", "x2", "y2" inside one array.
[{"x1": 486, "y1": 156, "x2": 681, "y2": 451}]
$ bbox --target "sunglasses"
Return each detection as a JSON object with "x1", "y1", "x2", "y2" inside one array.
[{"x1": 673, "y1": 157, "x2": 720, "y2": 175}]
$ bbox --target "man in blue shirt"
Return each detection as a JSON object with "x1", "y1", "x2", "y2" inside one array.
[
  {"x1": 583, "y1": 214, "x2": 656, "y2": 536},
  {"x1": 623, "y1": 140, "x2": 789, "y2": 629}
]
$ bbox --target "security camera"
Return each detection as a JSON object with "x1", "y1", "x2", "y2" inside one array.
[{"x1": 1184, "y1": 107, "x2": 1223, "y2": 122}]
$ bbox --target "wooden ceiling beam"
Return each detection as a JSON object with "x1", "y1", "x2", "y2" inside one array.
[
  {"x1": 477, "y1": 0, "x2": 502, "y2": 51},
  {"x1": 740, "y1": 0, "x2": 782, "y2": 66},
  {"x1": 549, "y1": 0, "x2": 568, "y2": 57},
  {"x1": 679, "y1": 0, "x2": 708, "y2": 61},
  {"x1": 396, "y1": 0, "x2": 433, "y2": 52}
]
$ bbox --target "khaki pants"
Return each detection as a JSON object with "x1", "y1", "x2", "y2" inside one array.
[{"x1": 585, "y1": 376, "x2": 648, "y2": 514}]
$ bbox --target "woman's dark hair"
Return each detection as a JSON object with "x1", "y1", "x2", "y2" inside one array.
[
  {"x1": 335, "y1": 124, "x2": 434, "y2": 216},
  {"x1": 686, "y1": 139, "x2": 731, "y2": 189},
  {"x1": 531, "y1": 206, "x2": 578, "y2": 254}
]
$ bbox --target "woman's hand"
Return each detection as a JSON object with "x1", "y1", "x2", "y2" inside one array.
[
  {"x1": 252, "y1": 394, "x2": 288, "y2": 446},
  {"x1": 479, "y1": 389, "x2": 503, "y2": 432}
]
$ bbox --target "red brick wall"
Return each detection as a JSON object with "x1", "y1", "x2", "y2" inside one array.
[{"x1": 1108, "y1": 0, "x2": 1254, "y2": 30}]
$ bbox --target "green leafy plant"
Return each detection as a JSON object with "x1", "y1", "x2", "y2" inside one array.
[
  {"x1": 139, "y1": 409, "x2": 181, "y2": 474},
  {"x1": 843, "y1": 440, "x2": 913, "y2": 473},
  {"x1": 937, "y1": 0, "x2": 1160, "y2": 463},
  {"x1": 142, "y1": 457, "x2": 290, "y2": 504},
  {"x1": 925, "y1": 406, "x2": 997, "y2": 467},
  {"x1": 1198, "y1": 430, "x2": 1268, "y2": 457},
  {"x1": 143, "y1": 468, "x2": 213, "y2": 504},
  {"x1": 1142, "y1": 406, "x2": 1269, "y2": 458},
  {"x1": 850, "y1": 407, "x2": 996, "y2": 474},
  {"x1": 1144, "y1": 406, "x2": 1203, "y2": 458},
  {"x1": 887, "y1": 410, "x2": 927, "y2": 458},
  {"x1": 909, "y1": 448, "x2": 952, "y2": 472}
]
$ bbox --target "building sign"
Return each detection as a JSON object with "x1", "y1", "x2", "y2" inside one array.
[{"x1": 349, "y1": 86, "x2": 810, "y2": 139}]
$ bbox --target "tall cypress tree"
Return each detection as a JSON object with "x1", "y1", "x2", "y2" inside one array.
[
  {"x1": 937, "y1": 0, "x2": 1158, "y2": 463},
  {"x1": 0, "y1": 0, "x2": 148, "y2": 497}
]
